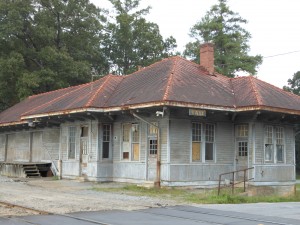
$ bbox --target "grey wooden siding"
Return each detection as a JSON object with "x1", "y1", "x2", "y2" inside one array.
[
  {"x1": 140, "y1": 121, "x2": 146, "y2": 162},
  {"x1": 62, "y1": 161, "x2": 80, "y2": 176},
  {"x1": 169, "y1": 164, "x2": 233, "y2": 182},
  {"x1": 254, "y1": 123, "x2": 264, "y2": 164},
  {"x1": 60, "y1": 126, "x2": 68, "y2": 160},
  {"x1": 113, "y1": 122, "x2": 121, "y2": 162},
  {"x1": 254, "y1": 165, "x2": 295, "y2": 182},
  {"x1": 89, "y1": 120, "x2": 98, "y2": 161},
  {"x1": 0, "y1": 134, "x2": 5, "y2": 161},
  {"x1": 170, "y1": 119, "x2": 190, "y2": 163},
  {"x1": 43, "y1": 128, "x2": 60, "y2": 161},
  {"x1": 113, "y1": 162, "x2": 146, "y2": 180},
  {"x1": 160, "y1": 118, "x2": 169, "y2": 163},
  {"x1": 216, "y1": 122, "x2": 234, "y2": 164},
  {"x1": 285, "y1": 126, "x2": 295, "y2": 164},
  {"x1": 14, "y1": 132, "x2": 30, "y2": 162},
  {"x1": 97, "y1": 163, "x2": 113, "y2": 179}
]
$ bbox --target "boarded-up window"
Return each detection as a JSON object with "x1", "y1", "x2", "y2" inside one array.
[
  {"x1": 192, "y1": 123, "x2": 201, "y2": 161},
  {"x1": 102, "y1": 124, "x2": 111, "y2": 159},
  {"x1": 122, "y1": 123, "x2": 140, "y2": 160},
  {"x1": 205, "y1": 124, "x2": 215, "y2": 161},
  {"x1": 191, "y1": 122, "x2": 215, "y2": 162},
  {"x1": 122, "y1": 124, "x2": 131, "y2": 159},
  {"x1": 132, "y1": 124, "x2": 139, "y2": 161},
  {"x1": 68, "y1": 127, "x2": 76, "y2": 159}
]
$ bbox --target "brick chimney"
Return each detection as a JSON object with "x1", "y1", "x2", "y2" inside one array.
[{"x1": 200, "y1": 43, "x2": 214, "y2": 74}]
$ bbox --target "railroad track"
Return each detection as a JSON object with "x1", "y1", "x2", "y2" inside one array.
[
  {"x1": 0, "y1": 200, "x2": 111, "y2": 225},
  {"x1": 0, "y1": 201, "x2": 298, "y2": 225}
]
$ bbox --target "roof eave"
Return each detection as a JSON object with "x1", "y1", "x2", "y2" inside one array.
[{"x1": 2, "y1": 102, "x2": 300, "y2": 128}]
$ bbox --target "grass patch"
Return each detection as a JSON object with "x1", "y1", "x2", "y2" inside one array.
[{"x1": 92, "y1": 184, "x2": 300, "y2": 204}]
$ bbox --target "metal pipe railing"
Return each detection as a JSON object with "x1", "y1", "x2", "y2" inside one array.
[{"x1": 218, "y1": 167, "x2": 254, "y2": 195}]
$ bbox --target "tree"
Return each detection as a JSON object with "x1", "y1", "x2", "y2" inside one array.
[
  {"x1": 104, "y1": 0, "x2": 177, "y2": 75},
  {"x1": 283, "y1": 71, "x2": 300, "y2": 172},
  {"x1": 183, "y1": 0, "x2": 262, "y2": 77},
  {"x1": 0, "y1": 0, "x2": 109, "y2": 110},
  {"x1": 283, "y1": 71, "x2": 300, "y2": 95}
]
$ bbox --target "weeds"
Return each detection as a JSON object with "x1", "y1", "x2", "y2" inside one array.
[{"x1": 92, "y1": 184, "x2": 300, "y2": 204}]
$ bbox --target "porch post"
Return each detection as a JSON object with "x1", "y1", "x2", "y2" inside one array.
[{"x1": 4, "y1": 134, "x2": 8, "y2": 162}]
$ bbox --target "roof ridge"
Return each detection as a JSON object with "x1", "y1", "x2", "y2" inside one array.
[
  {"x1": 85, "y1": 75, "x2": 112, "y2": 107},
  {"x1": 21, "y1": 81, "x2": 92, "y2": 117},
  {"x1": 124, "y1": 56, "x2": 181, "y2": 77},
  {"x1": 252, "y1": 76, "x2": 300, "y2": 99},
  {"x1": 102, "y1": 75, "x2": 126, "y2": 107},
  {"x1": 28, "y1": 79, "x2": 97, "y2": 99},
  {"x1": 229, "y1": 78, "x2": 237, "y2": 108},
  {"x1": 249, "y1": 76, "x2": 263, "y2": 105},
  {"x1": 163, "y1": 57, "x2": 178, "y2": 100}
]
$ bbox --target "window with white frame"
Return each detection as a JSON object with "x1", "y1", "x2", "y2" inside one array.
[
  {"x1": 276, "y1": 127, "x2": 284, "y2": 162},
  {"x1": 236, "y1": 124, "x2": 249, "y2": 157},
  {"x1": 102, "y1": 124, "x2": 111, "y2": 159},
  {"x1": 68, "y1": 127, "x2": 76, "y2": 159},
  {"x1": 264, "y1": 126, "x2": 273, "y2": 162},
  {"x1": 192, "y1": 123, "x2": 202, "y2": 161},
  {"x1": 122, "y1": 123, "x2": 140, "y2": 160},
  {"x1": 205, "y1": 124, "x2": 215, "y2": 161},
  {"x1": 237, "y1": 124, "x2": 248, "y2": 138},
  {"x1": 238, "y1": 142, "x2": 248, "y2": 156},
  {"x1": 191, "y1": 122, "x2": 215, "y2": 162},
  {"x1": 148, "y1": 122, "x2": 158, "y2": 155},
  {"x1": 264, "y1": 125, "x2": 284, "y2": 163}
]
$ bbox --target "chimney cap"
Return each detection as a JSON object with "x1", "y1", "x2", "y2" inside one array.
[{"x1": 200, "y1": 42, "x2": 214, "y2": 48}]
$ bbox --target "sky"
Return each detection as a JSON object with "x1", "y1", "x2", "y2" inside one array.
[{"x1": 91, "y1": 0, "x2": 300, "y2": 88}]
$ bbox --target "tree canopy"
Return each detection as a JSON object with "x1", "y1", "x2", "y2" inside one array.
[
  {"x1": 183, "y1": 0, "x2": 262, "y2": 77},
  {"x1": 0, "y1": 0, "x2": 109, "y2": 110},
  {"x1": 283, "y1": 71, "x2": 300, "y2": 95},
  {"x1": 104, "y1": 0, "x2": 177, "y2": 75},
  {"x1": 0, "y1": 0, "x2": 177, "y2": 111}
]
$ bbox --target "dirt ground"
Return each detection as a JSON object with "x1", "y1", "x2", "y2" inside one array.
[{"x1": 0, "y1": 176, "x2": 177, "y2": 217}]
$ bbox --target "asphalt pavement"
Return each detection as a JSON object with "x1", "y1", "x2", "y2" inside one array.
[{"x1": 1, "y1": 204, "x2": 300, "y2": 225}]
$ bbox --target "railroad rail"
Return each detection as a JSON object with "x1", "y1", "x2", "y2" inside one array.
[{"x1": 1, "y1": 200, "x2": 297, "y2": 225}]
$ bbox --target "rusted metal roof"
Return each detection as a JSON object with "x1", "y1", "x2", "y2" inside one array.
[{"x1": 1, "y1": 56, "x2": 300, "y2": 126}]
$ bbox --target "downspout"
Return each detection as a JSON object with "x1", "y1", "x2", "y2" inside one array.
[
  {"x1": 58, "y1": 125, "x2": 63, "y2": 179},
  {"x1": 131, "y1": 112, "x2": 161, "y2": 188}
]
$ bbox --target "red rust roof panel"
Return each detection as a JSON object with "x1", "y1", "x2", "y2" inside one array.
[
  {"x1": 165, "y1": 57, "x2": 234, "y2": 107},
  {"x1": 253, "y1": 78, "x2": 300, "y2": 110},
  {"x1": 105, "y1": 58, "x2": 174, "y2": 107},
  {"x1": 231, "y1": 77, "x2": 259, "y2": 107},
  {"x1": 2, "y1": 55, "x2": 300, "y2": 125}
]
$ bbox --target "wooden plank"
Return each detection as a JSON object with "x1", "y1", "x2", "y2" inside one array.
[
  {"x1": 133, "y1": 143, "x2": 139, "y2": 161},
  {"x1": 192, "y1": 142, "x2": 201, "y2": 161}
]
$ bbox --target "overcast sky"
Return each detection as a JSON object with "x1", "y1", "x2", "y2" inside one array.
[{"x1": 91, "y1": 0, "x2": 300, "y2": 88}]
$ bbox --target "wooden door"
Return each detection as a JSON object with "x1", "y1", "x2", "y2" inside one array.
[
  {"x1": 31, "y1": 132, "x2": 43, "y2": 162},
  {"x1": 80, "y1": 126, "x2": 89, "y2": 175}
]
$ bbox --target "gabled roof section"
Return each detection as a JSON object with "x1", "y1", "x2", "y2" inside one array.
[
  {"x1": 104, "y1": 57, "x2": 176, "y2": 107},
  {"x1": 164, "y1": 57, "x2": 234, "y2": 107},
  {"x1": 252, "y1": 77, "x2": 300, "y2": 111},
  {"x1": 2, "y1": 55, "x2": 300, "y2": 126},
  {"x1": 232, "y1": 76, "x2": 300, "y2": 112},
  {"x1": 21, "y1": 75, "x2": 123, "y2": 117}
]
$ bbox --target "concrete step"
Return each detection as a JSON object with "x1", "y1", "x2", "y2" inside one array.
[{"x1": 22, "y1": 164, "x2": 41, "y2": 178}]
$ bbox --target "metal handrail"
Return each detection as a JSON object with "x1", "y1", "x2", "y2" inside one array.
[
  {"x1": 42, "y1": 144, "x2": 59, "y2": 176},
  {"x1": 218, "y1": 167, "x2": 254, "y2": 195}
]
